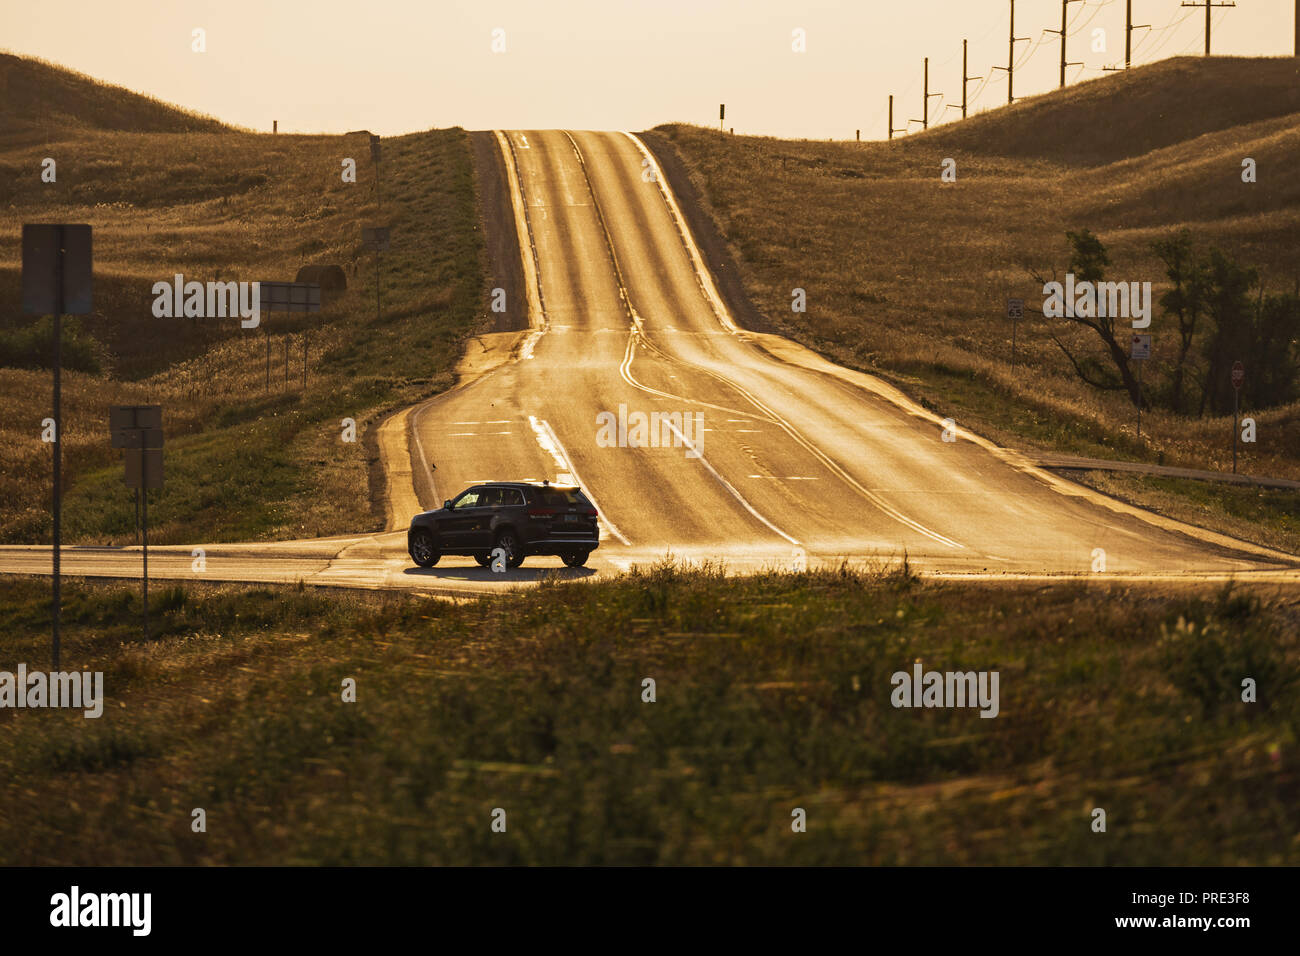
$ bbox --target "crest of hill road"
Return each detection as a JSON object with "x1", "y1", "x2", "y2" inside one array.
[
  {"x1": 0, "y1": 53, "x2": 485, "y2": 548},
  {"x1": 1, "y1": 52, "x2": 1298, "y2": 553},
  {"x1": 648, "y1": 55, "x2": 1300, "y2": 553}
]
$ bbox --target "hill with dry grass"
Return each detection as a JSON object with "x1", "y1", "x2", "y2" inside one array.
[
  {"x1": 0, "y1": 52, "x2": 231, "y2": 138},
  {"x1": 0, "y1": 55, "x2": 486, "y2": 545},
  {"x1": 650, "y1": 55, "x2": 1300, "y2": 553},
  {"x1": 917, "y1": 56, "x2": 1300, "y2": 166}
]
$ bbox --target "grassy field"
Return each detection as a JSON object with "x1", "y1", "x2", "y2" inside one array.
[
  {"x1": 652, "y1": 57, "x2": 1300, "y2": 541},
  {"x1": 0, "y1": 567, "x2": 1296, "y2": 865},
  {"x1": 0, "y1": 55, "x2": 486, "y2": 545}
]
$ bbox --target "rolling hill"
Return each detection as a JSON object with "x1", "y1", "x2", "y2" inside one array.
[{"x1": 0, "y1": 52, "x2": 231, "y2": 136}]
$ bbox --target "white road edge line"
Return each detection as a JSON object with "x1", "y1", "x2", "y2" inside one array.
[
  {"x1": 528, "y1": 415, "x2": 632, "y2": 547},
  {"x1": 494, "y1": 130, "x2": 547, "y2": 358},
  {"x1": 660, "y1": 419, "x2": 802, "y2": 548}
]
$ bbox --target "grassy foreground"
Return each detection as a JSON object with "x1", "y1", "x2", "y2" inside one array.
[{"x1": 1, "y1": 568, "x2": 1296, "y2": 865}]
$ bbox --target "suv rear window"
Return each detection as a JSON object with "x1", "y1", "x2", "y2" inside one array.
[{"x1": 534, "y1": 488, "x2": 591, "y2": 508}]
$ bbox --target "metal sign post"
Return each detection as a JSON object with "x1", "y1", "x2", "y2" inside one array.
[
  {"x1": 1131, "y1": 334, "x2": 1152, "y2": 440},
  {"x1": 1006, "y1": 298, "x2": 1024, "y2": 369},
  {"x1": 370, "y1": 135, "x2": 382, "y2": 210},
  {"x1": 22, "y1": 224, "x2": 93, "y2": 669},
  {"x1": 362, "y1": 227, "x2": 391, "y2": 324},
  {"x1": 1231, "y1": 360, "x2": 1245, "y2": 474},
  {"x1": 257, "y1": 282, "x2": 322, "y2": 389},
  {"x1": 111, "y1": 406, "x2": 162, "y2": 641}
]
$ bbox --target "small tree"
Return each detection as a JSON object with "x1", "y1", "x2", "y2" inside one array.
[
  {"x1": 1037, "y1": 229, "x2": 1144, "y2": 408},
  {"x1": 1151, "y1": 229, "x2": 1208, "y2": 415}
]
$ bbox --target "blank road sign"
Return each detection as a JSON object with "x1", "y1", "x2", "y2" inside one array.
[
  {"x1": 259, "y1": 281, "x2": 321, "y2": 313},
  {"x1": 1130, "y1": 334, "x2": 1151, "y2": 361},
  {"x1": 110, "y1": 405, "x2": 162, "y2": 448},
  {"x1": 124, "y1": 449, "x2": 163, "y2": 490},
  {"x1": 362, "y1": 226, "x2": 391, "y2": 251},
  {"x1": 120, "y1": 428, "x2": 164, "y2": 450},
  {"x1": 1231, "y1": 361, "x2": 1245, "y2": 388},
  {"x1": 22, "y1": 224, "x2": 93, "y2": 315}
]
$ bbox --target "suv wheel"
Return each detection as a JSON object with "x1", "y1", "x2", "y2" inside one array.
[
  {"x1": 494, "y1": 530, "x2": 525, "y2": 569},
  {"x1": 473, "y1": 553, "x2": 491, "y2": 567},
  {"x1": 409, "y1": 529, "x2": 439, "y2": 568},
  {"x1": 561, "y1": 551, "x2": 590, "y2": 568}
]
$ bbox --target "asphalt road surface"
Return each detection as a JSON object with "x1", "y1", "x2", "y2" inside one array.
[{"x1": 2, "y1": 129, "x2": 1297, "y2": 594}]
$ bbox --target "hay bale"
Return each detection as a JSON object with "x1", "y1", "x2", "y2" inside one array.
[{"x1": 295, "y1": 264, "x2": 346, "y2": 305}]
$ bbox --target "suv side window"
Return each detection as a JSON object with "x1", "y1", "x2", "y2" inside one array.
[
  {"x1": 479, "y1": 488, "x2": 503, "y2": 509},
  {"x1": 451, "y1": 488, "x2": 483, "y2": 509},
  {"x1": 501, "y1": 489, "x2": 525, "y2": 508}
]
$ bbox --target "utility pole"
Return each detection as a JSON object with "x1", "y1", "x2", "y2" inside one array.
[
  {"x1": 1048, "y1": 0, "x2": 1086, "y2": 88},
  {"x1": 1104, "y1": 1, "x2": 1151, "y2": 71},
  {"x1": 992, "y1": 0, "x2": 1030, "y2": 104},
  {"x1": 888, "y1": 95, "x2": 906, "y2": 140},
  {"x1": 1181, "y1": 1, "x2": 1236, "y2": 55},
  {"x1": 962, "y1": 39, "x2": 983, "y2": 118},
  {"x1": 913, "y1": 57, "x2": 942, "y2": 131}
]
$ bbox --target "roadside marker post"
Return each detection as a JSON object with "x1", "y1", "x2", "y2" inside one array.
[
  {"x1": 22, "y1": 223, "x2": 93, "y2": 669},
  {"x1": 1006, "y1": 298, "x2": 1024, "y2": 369},
  {"x1": 111, "y1": 405, "x2": 162, "y2": 641},
  {"x1": 369, "y1": 134, "x2": 382, "y2": 210},
  {"x1": 1231, "y1": 360, "x2": 1245, "y2": 474},
  {"x1": 362, "y1": 227, "x2": 391, "y2": 324},
  {"x1": 1131, "y1": 334, "x2": 1152, "y2": 440}
]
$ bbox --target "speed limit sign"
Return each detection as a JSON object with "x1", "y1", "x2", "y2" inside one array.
[{"x1": 1231, "y1": 361, "x2": 1245, "y2": 389}]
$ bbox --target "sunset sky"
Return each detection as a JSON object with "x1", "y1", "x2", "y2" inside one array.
[{"x1": 3, "y1": 0, "x2": 1295, "y2": 138}]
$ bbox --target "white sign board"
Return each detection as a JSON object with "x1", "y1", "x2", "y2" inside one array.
[
  {"x1": 1130, "y1": 334, "x2": 1151, "y2": 361},
  {"x1": 1006, "y1": 298, "x2": 1024, "y2": 320}
]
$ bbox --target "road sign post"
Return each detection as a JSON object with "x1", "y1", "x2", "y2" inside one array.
[
  {"x1": 1006, "y1": 298, "x2": 1024, "y2": 369},
  {"x1": 23, "y1": 224, "x2": 92, "y2": 669},
  {"x1": 1131, "y1": 334, "x2": 1152, "y2": 440},
  {"x1": 1231, "y1": 360, "x2": 1245, "y2": 474},
  {"x1": 362, "y1": 226, "x2": 391, "y2": 324},
  {"x1": 111, "y1": 406, "x2": 162, "y2": 641},
  {"x1": 258, "y1": 282, "x2": 322, "y2": 389}
]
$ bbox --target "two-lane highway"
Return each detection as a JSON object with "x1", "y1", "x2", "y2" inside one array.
[{"x1": 405, "y1": 129, "x2": 1295, "y2": 577}]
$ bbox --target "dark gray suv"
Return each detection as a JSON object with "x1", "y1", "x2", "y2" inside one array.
[{"x1": 407, "y1": 481, "x2": 600, "y2": 569}]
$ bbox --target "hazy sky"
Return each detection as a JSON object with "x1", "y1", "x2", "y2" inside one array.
[{"x1": 3, "y1": 0, "x2": 1295, "y2": 139}]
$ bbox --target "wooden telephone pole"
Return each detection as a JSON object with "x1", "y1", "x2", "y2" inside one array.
[
  {"x1": 1047, "y1": 0, "x2": 1086, "y2": 88},
  {"x1": 1180, "y1": 0, "x2": 1236, "y2": 55},
  {"x1": 992, "y1": 0, "x2": 1030, "y2": 104},
  {"x1": 1104, "y1": 1, "x2": 1151, "y2": 72}
]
